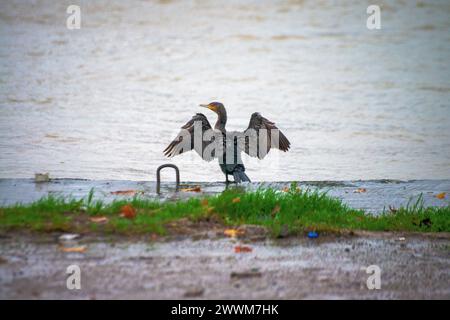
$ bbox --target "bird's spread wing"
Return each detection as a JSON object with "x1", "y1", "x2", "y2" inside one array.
[
  {"x1": 164, "y1": 113, "x2": 222, "y2": 161},
  {"x1": 243, "y1": 112, "x2": 290, "y2": 159}
]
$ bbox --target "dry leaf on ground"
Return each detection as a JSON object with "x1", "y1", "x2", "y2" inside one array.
[
  {"x1": 60, "y1": 246, "x2": 87, "y2": 253},
  {"x1": 111, "y1": 190, "x2": 141, "y2": 196},
  {"x1": 234, "y1": 245, "x2": 253, "y2": 253},
  {"x1": 435, "y1": 192, "x2": 446, "y2": 199},
  {"x1": 89, "y1": 216, "x2": 109, "y2": 223},
  {"x1": 271, "y1": 205, "x2": 281, "y2": 216},
  {"x1": 150, "y1": 233, "x2": 158, "y2": 241},
  {"x1": 120, "y1": 204, "x2": 136, "y2": 219},
  {"x1": 224, "y1": 229, "x2": 244, "y2": 238},
  {"x1": 181, "y1": 186, "x2": 202, "y2": 192}
]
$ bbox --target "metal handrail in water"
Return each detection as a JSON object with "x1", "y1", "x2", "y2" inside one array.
[{"x1": 156, "y1": 164, "x2": 180, "y2": 194}]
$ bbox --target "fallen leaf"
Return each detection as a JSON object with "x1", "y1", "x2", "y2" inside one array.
[
  {"x1": 271, "y1": 205, "x2": 281, "y2": 216},
  {"x1": 150, "y1": 233, "x2": 158, "y2": 241},
  {"x1": 224, "y1": 229, "x2": 244, "y2": 238},
  {"x1": 232, "y1": 197, "x2": 241, "y2": 204},
  {"x1": 234, "y1": 245, "x2": 253, "y2": 253},
  {"x1": 181, "y1": 186, "x2": 201, "y2": 192},
  {"x1": 435, "y1": 192, "x2": 446, "y2": 199},
  {"x1": 354, "y1": 188, "x2": 367, "y2": 193},
  {"x1": 89, "y1": 216, "x2": 109, "y2": 223},
  {"x1": 282, "y1": 187, "x2": 289, "y2": 192},
  {"x1": 120, "y1": 204, "x2": 136, "y2": 219},
  {"x1": 60, "y1": 246, "x2": 87, "y2": 253},
  {"x1": 111, "y1": 190, "x2": 141, "y2": 196}
]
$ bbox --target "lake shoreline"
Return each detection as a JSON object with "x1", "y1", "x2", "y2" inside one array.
[
  {"x1": 0, "y1": 183, "x2": 448, "y2": 236},
  {"x1": 1, "y1": 178, "x2": 449, "y2": 213}
]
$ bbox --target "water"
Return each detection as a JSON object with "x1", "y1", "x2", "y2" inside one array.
[{"x1": 0, "y1": 0, "x2": 449, "y2": 182}]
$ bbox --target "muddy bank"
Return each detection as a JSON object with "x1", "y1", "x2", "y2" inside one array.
[
  {"x1": 0, "y1": 179, "x2": 449, "y2": 214},
  {"x1": 0, "y1": 232, "x2": 449, "y2": 299}
]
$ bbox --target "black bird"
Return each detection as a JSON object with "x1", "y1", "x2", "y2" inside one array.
[{"x1": 164, "y1": 102, "x2": 290, "y2": 183}]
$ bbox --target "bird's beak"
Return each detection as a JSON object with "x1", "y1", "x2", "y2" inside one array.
[{"x1": 200, "y1": 103, "x2": 217, "y2": 112}]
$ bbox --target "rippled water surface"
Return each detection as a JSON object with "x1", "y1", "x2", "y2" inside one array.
[{"x1": 0, "y1": 0, "x2": 449, "y2": 181}]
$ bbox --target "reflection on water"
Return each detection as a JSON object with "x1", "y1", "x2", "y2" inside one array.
[{"x1": 0, "y1": 0, "x2": 449, "y2": 181}]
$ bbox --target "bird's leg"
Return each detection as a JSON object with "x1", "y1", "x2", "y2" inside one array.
[{"x1": 225, "y1": 174, "x2": 229, "y2": 184}]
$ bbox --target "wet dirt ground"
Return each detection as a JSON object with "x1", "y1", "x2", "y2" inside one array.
[{"x1": 0, "y1": 232, "x2": 449, "y2": 299}]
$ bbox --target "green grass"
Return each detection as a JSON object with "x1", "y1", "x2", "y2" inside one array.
[{"x1": 0, "y1": 183, "x2": 448, "y2": 236}]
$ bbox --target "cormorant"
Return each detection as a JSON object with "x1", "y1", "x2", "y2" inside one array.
[{"x1": 164, "y1": 102, "x2": 290, "y2": 183}]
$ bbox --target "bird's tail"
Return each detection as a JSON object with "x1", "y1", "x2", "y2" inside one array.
[{"x1": 233, "y1": 169, "x2": 251, "y2": 183}]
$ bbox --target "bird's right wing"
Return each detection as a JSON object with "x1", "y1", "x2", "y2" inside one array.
[
  {"x1": 242, "y1": 112, "x2": 290, "y2": 159},
  {"x1": 163, "y1": 113, "x2": 222, "y2": 161}
]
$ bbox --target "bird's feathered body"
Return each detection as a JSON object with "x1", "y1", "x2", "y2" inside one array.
[
  {"x1": 218, "y1": 130, "x2": 250, "y2": 183},
  {"x1": 164, "y1": 102, "x2": 290, "y2": 183}
]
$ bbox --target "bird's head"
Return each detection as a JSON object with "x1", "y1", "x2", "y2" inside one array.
[{"x1": 199, "y1": 102, "x2": 225, "y2": 115}]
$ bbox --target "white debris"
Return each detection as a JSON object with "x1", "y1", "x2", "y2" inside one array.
[{"x1": 59, "y1": 234, "x2": 80, "y2": 241}]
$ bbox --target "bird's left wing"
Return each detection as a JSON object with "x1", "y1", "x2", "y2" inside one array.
[
  {"x1": 164, "y1": 113, "x2": 222, "y2": 161},
  {"x1": 242, "y1": 112, "x2": 290, "y2": 159}
]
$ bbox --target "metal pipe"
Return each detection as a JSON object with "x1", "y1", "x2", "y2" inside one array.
[{"x1": 156, "y1": 164, "x2": 180, "y2": 194}]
